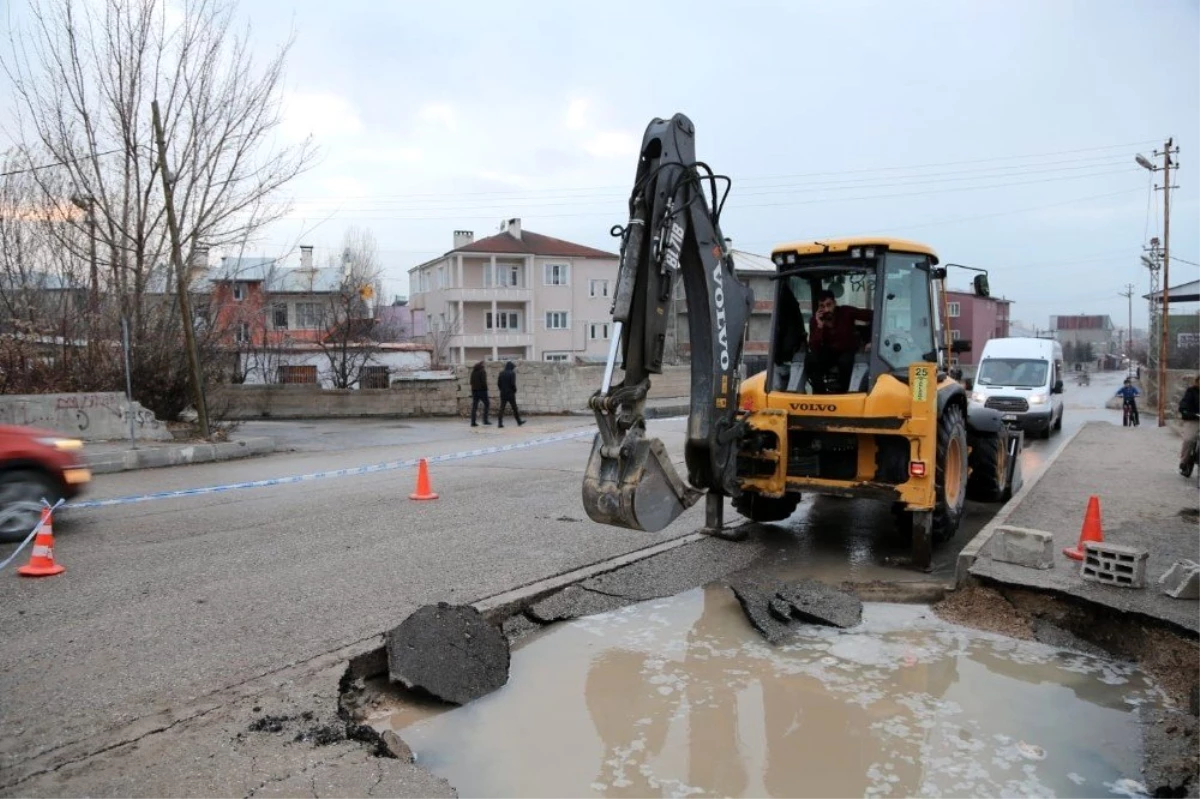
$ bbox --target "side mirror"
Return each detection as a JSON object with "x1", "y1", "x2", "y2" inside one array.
[
  {"x1": 1052, "y1": 380, "x2": 1064, "y2": 394},
  {"x1": 973, "y1": 274, "x2": 991, "y2": 298}
]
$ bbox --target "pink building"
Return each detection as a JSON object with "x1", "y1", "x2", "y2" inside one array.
[{"x1": 946, "y1": 290, "x2": 1012, "y2": 369}]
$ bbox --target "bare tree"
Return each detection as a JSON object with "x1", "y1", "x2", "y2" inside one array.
[
  {"x1": 1, "y1": 0, "x2": 317, "y2": 419},
  {"x1": 427, "y1": 306, "x2": 461, "y2": 367},
  {"x1": 315, "y1": 227, "x2": 384, "y2": 388}
]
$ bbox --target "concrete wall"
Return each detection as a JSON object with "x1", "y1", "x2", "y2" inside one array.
[
  {"x1": 237, "y1": 348, "x2": 432, "y2": 388},
  {"x1": 1141, "y1": 368, "x2": 1198, "y2": 421},
  {"x1": 212, "y1": 363, "x2": 691, "y2": 420},
  {"x1": 0, "y1": 392, "x2": 171, "y2": 441}
]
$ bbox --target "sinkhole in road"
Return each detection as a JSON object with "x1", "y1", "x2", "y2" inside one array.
[{"x1": 366, "y1": 585, "x2": 1162, "y2": 798}]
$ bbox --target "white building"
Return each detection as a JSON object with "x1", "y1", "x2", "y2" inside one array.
[{"x1": 407, "y1": 218, "x2": 620, "y2": 364}]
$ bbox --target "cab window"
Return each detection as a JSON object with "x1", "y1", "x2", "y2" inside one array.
[{"x1": 878, "y1": 253, "x2": 936, "y2": 372}]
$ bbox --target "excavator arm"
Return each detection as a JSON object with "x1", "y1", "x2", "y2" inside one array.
[{"x1": 582, "y1": 114, "x2": 754, "y2": 533}]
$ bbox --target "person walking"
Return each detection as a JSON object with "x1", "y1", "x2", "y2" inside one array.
[
  {"x1": 497, "y1": 361, "x2": 526, "y2": 428},
  {"x1": 1178, "y1": 376, "x2": 1199, "y2": 475},
  {"x1": 469, "y1": 361, "x2": 491, "y2": 426}
]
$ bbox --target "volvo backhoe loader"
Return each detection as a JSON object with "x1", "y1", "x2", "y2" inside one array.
[{"x1": 582, "y1": 113, "x2": 1023, "y2": 569}]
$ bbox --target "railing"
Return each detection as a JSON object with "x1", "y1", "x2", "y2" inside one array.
[
  {"x1": 454, "y1": 333, "x2": 534, "y2": 347},
  {"x1": 443, "y1": 287, "x2": 531, "y2": 302}
]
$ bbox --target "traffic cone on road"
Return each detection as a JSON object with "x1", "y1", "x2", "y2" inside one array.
[
  {"x1": 18, "y1": 505, "x2": 65, "y2": 578},
  {"x1": 409, "y1": 458, "x2": 439, "y2": 501},
  {"x1": 1063, "y1": 495, "x2": 1104, "y2": 561}
]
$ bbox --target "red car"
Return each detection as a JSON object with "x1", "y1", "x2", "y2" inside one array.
[{"x1": 0, "y1": 425, "x2": 91, "y2": 543}]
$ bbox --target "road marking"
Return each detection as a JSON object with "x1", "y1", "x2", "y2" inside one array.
[{"x1": 67, "y1": 429, "x2": 598, "y2": 510}]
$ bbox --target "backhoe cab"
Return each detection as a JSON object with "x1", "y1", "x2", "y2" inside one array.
[
  {"x1": 582, "y1": 113, "x2": 1022, "y2": 570},
  {"x1": 735, "y1": 239, "x2": 1023, "y2": 567}
]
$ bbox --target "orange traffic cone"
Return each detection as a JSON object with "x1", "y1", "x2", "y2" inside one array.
[
  {"x1": 409, "y1": 458, "x2": 439, "y2": 501},
  {"x1": 18, "y1": 505, "x2": 65, "y2": 578},
  {"x1": 1063, "y1": 495, "x2": 1103, "y2": 561}
]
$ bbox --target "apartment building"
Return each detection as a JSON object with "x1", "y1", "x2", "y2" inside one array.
[
  {"x1": 945, "y1": 289, "x2": 1013, "y2": 370},
  {"x1": 407, "y1": 218, "x2": 619, "y2": 364}
]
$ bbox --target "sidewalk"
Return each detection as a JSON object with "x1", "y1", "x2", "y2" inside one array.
[
  {"x1": 962, "y1": 420, "x2": 1198, "y2": 634},
  {"x1": 82, "y1": 435, "x2": 275, "y2": 474}
]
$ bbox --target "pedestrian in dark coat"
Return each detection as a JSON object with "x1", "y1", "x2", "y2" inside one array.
[
  {"x1": 469, "y1": 361, "x2": 491, "y2": 426},
  {"x1": 497, "y1": 361, "x2": 525, "y2": 428}
]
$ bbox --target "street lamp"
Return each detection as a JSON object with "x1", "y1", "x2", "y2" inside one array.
[{"x1": 1135, "y1": 154, "x2": 1155, "y2": 172}]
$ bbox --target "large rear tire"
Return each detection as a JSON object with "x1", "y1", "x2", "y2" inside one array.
[
  {"x1": 733, "y1": 492, "x2": 800, "y2": 523},
  {"x1": 931, "y1": 404, "x2": 969, "y2": 544},
  {"x1": 967, "y1": 433, "x2": 1007, "y2": 503}
]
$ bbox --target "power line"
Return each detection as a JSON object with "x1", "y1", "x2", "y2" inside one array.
[
  {"x1": 0, "y1": 149, "x2": 123, "y2": 178},
  {"x1": 285, "y1": 167, "x2": 1142, "y2": 221},
  {"x1": 1169, "y1": 255, "x2": 1200, "y2": 267}
]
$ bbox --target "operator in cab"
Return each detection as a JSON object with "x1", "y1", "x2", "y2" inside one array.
[{"x1": 805, "y1": 289, "x2": 873, "y2": 394}]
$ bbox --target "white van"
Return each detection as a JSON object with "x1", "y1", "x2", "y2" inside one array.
[{"x1": 967, "y1": 337, "x2": 1065, "y2": 438}]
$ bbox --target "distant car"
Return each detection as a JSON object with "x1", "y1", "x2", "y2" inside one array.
[{"x1": 0, "y1": 425, "x2": 91, "y2": 543}]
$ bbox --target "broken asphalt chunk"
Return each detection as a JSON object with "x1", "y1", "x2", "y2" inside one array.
[
  {"x1": 729, "y1": 576, "x2": 863, "y2": 644},
  {"x1": 776, "y1": 579, "x2": 863, "y2": 629},
  {"x1": 385, "y1": 602, "x2": 510, "y2": 705}
]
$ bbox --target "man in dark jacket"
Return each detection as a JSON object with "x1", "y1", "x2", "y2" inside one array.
[
  {"x1": 469, "y1": 361, "x2": 490, "y2": 426},
  {"x1": 1178, "y1": 375, "x2": 1199, "y2": 474},
  {"x1": 497, "y1": 361, "x2": 525, "y2": 428},
  {"x1": 803, "y1": 289, "x2": 872, "y2": 394}
]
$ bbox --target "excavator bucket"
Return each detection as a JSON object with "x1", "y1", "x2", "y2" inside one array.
[{"x1": 582, "y1": 431, "x2": 703, "y2": 533}]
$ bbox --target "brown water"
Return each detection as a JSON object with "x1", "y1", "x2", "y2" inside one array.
[{"x1": 368, "y1": 586, "x2": 1162, "y2": 798}]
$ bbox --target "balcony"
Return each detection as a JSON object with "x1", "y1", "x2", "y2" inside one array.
[
  {"x1": 455, "y1": 333, "x2": 534, "y2": 348},
  {"x1": 444, "y1": 287, "x2": 531, "y2": 303}
]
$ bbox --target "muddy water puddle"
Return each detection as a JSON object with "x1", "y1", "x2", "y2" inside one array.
[{"x1": 369, "y1": 586, "x2": 1163, "y2": 798}]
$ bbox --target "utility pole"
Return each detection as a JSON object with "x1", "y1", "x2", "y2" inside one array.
[
  {"x1": 1136, "y1": 139, "x2": 1179, "y2": 426},
  {"x1": 151, "y1": 99, "x2": 210, "y2": 439},
  {"x1": 1120, "y1": 283, "x2": 1135, "y2": 373}
]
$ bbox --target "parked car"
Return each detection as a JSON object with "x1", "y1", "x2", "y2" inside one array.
[{"x1": 0, "y1": 425, "x2": 91, "y2": 543}]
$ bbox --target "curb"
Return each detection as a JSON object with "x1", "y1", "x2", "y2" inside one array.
[
  {"x1": 954, "y1": 423, "x2": 1088, "y2": 587},
  {"x1": 83, "y1": 437, "x2": 276, "y2": 475}
]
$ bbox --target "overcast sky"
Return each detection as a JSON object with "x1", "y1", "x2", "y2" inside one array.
[{"x1": 3, "y1": 0, "x2": 1197, "y2": 331}]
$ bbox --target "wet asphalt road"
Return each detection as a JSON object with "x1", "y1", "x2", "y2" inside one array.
[{"x1": 0, "y1": 372, "x2": 1124, "y2": 778}]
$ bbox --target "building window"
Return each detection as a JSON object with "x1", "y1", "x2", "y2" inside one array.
[
  {"x1": 545, "y1": 311, "x2": 569, "y2": 330},
  {"x1": 589, "y1": 279, "x2": 609, "y2": 298},
  {"x1": 491, "y1": 264, "x2": 522, "y2": 288},
  {"x1": 278, "y1": 365, "x2": 318, "y2": 384},
  {"x1": 589, "y1": 322, "x2": 611, "y2": 340},
  {"x1": 436, "y1": 266, "x2": 447, "y2": 289},
  {"x1": 951, "y1": 329, "x2": 962, "y2": 341},
  {"x1": 544, "y1": 263, "x2": 569, "y2": 286},
  {"x1": 486, "y1": 311, "x2": 520, "y2": 331},
  {"x1": 272, "y1": 303, "x2": 289, "y2": 329},
  {"x1": 296, "y1": 302, "x2": 323, "y2": 329},
  {"x1": 947, "y1": 301, "x2": 961, "y2": 318},
  {"x1": 544, "y1": 352, "x2": 570, "y2": 363},
  {"x1": 232, "y1": 283, "x2": 246, "y2": 301},
  {"x1": 360, "y1": 366, "x2": 389, "y2": 389},
  {"x1": 235, "y1": 322, "x2": 251, "y2": 344}
]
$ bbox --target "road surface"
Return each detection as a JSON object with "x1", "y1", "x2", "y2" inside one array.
[{"x1": 0, "y1": 372, "x2": 1121, "y2": 792}]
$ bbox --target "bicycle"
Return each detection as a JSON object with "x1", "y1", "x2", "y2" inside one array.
[{"x1": 1123, "y1": 399, "x2": 1140, "y2": 427}]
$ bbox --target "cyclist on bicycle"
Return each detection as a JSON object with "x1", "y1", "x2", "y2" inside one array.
[
  {"x1": 1179, "y1": 376, "x2": 1199, "y2": 476},
  {"x1": 1116, "y1": 378, "x2": 1141, "y2": 427}
]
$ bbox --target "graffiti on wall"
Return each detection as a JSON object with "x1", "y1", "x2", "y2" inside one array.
[{"x1": 0, "y1": 393, "x2": 169, "y2": 440}]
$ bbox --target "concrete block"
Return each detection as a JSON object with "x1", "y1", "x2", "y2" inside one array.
[
  {"x1": 987, "y1": 526, "x2": 1055, "y2": 569},
  {"x1": 1080, "y1": 542, "x2": 1149, "y2": 589},
  {"x1": 1158, "y1": 559, "x2": 1200, "y2": 600}
]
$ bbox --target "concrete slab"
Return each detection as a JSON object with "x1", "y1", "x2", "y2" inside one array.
[
  {"x1": 988, "y1": 525, "x2": 1055, "y2": 569},
  {"x1": 969, "y1": 422, "x2": 1200, "y2": 634}
]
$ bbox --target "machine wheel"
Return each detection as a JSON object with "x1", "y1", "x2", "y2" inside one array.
[
  {"x1": 732, "y1": 492, "x2": 800, "y2": 523},
  {"x1": 967, "y1": 433, "x2": 1007, "y2": 503},
  {"x1": 931, "y1": 404, "x2": 969, "y2": 544}
]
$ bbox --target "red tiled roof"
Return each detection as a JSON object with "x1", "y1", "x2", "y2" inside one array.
[{"x1": 453, "y1": 229, "x2": 617, "y2": 259}]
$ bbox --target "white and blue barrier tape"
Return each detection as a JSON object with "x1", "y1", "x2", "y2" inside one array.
[
  {"x1": 66, "y1": 429, "x2": 599, "y2": 510},
  {"x1": 0, "y1": 499, "x2": 65, "y2": 571}
]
